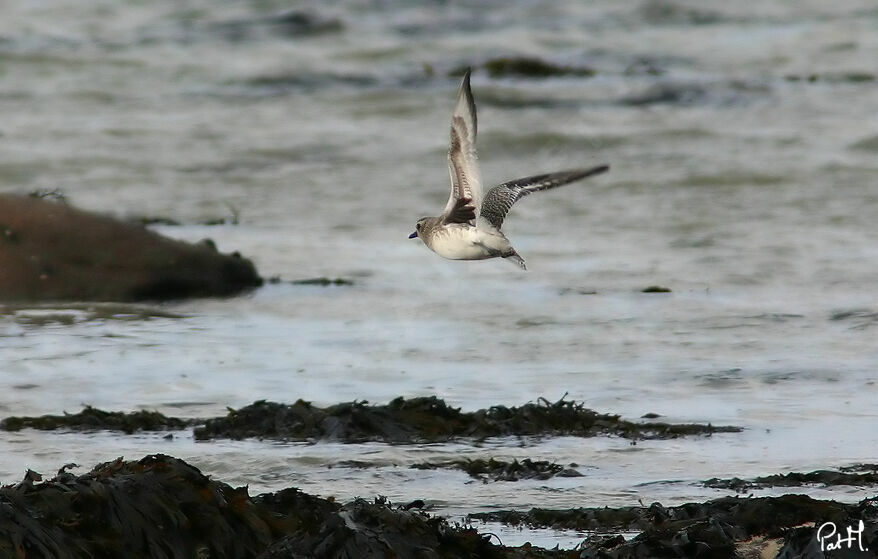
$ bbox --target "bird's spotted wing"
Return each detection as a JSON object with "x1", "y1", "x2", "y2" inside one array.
[
  {"x1": 442, "y1": 69, "x2": 482, "y2": 225},
  {"x1": 480, "y1": 165, "x2": 609, "y2": 229},
  {"x1": 446, "y1": 197, "x2": 476, "y2": 224}
]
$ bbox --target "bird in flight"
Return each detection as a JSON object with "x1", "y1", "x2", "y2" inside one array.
[{"x1": 409, "y1": 69, "x2": 609, "y2": 270}]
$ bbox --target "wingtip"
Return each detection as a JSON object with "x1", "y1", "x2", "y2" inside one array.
[
  {"x1": 457, "y1": 68, "x2": 477, "y2": 137},
  {"x1": 583, "y1": 164, "x2": 610, "y2": 177},
  {"x1": 459, "y1": 68, "x2": 473, "y2": 96}
]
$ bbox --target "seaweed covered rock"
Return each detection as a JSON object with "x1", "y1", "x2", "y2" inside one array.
[
  {"x1": 0, "y1": 406, "x2": 189, "y2": 434},
  {"x1": 0, "y1": 455, "x2": 290, "y2": 558},
  {"x1": 471, "y1": 495, "x2": 878, "y2": 558},
  {"x1": 193, "y1": 396, "x2": 741, "y2": 443},
  {"x1": 412, "y1": 458, "x2": 582, "y2": 482},
  {"x1": 258, "y1": 497, "x2": 577, "y2": 558},
  {"x1": 0, "y1": 194, "x2": 262, "y2": 302},
  {"x1": 258, "y1": 497, "x2": 503, "y2": 559},
  {"x1": 3, "y1": 455, "x2": 877, "y2": 558},
  {"x1": 289, "y1": 277, "x2": 354, "y2": 286},
  {"x1": 704, "y1": 465, "x2": 878, "y2": 492},
  {"x1": 0, "y1": 455, "x2": 569, "y2": 559},
  {"x1": 455, "y1": 57, "x2": 595, "y2": 79},
  {"x1": 0, "y1": 397, "x2": 740, "y2": 442}
]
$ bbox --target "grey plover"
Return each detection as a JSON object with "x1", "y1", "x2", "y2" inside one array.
[{"x1": 409, "y1": 69, "x2": 609, "y2": 270}]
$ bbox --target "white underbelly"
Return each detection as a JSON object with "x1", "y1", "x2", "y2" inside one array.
[{"x1": 428, "y1": 226, "x2": 511, "y2": 261}]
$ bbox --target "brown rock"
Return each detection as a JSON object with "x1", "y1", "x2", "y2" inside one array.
[{"x1": 0, "y1": 194, "x2": 262, "y2": 302}]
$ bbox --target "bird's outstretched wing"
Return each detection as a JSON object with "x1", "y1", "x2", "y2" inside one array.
[
  {"x1": 480, "y1": 165, "x2": 609, "y2": 229},
  {"x1": 441, "y1": 69, "x2": 482, "y2": 225}
]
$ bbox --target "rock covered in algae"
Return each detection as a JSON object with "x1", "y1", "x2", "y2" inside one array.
[
  {"x1": 0, "y1": 406, "x2": 189, "y2": 434},
  {"x1": 193, "y1": 396, "x2": 742, "y2": 443},
  {"x1": 0, "y1": 194, "x2": 262, "y2": 302},
  {"x1": 471, "y1": 495, "x2": 878, "y2": 559},
  {"x1": 703, "y1": 464, "x2": 878, "y2": 492},
  {"x1": 257, "y1": 497, "x2": 502, "y2": 559},
  {"x1": 411, "y1": 458, "x2": 582, "y2": 482},
  {"x1": 2, "y1": 455, "x2": 876, "y2": 558},
  {"x1": 0, "y1": 455, "x2": 290, "y2": 558},
  {"x1": 453, "y1": 57, "x2": 595, "y2": 79},
  {"x1": 0, "y1": 455, "x2": 567, "y2": 559},
  {"x1": 0, "y1": 397, "x2": 740, "y2": 442}
]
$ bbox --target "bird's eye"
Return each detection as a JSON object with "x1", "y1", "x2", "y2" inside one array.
[{"x1": 416, "y1": 223, "x2": 422, "y2": 230}]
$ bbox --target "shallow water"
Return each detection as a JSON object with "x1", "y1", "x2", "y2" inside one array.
[{"x1": 2, "y1": 0, "x2": 878, "y2": 548}]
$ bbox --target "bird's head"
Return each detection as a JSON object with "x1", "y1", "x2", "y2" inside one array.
[{"x1": 409, "y1": 217, "x2": 429, "y2": 239}]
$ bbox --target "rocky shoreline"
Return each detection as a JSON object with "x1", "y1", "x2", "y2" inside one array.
[
  {"x1": 2, "y1": 398, "x2": 877, "y2": 556},
  {"x1": 1, "y1": 454, "x2": 875, "y2": 558}
]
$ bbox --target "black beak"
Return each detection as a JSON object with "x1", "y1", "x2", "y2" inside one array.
[{"x1": 408, "y1": 231, "x2": 418, "y2": 239}]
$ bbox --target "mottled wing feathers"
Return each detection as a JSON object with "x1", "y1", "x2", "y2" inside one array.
[
  {"x1": 442, "y1": 69, "x2": 482, "y2": 225},
  {"x1": 445, "y1": 197, "x2": 477, "y2": 224},
  {"x1": 481, "y1": 165, "x2": 609, "y2": 229}
]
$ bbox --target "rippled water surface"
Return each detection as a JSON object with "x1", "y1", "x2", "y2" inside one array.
[{"x1": 2, "y1": 0, "x2": 878, "y2": 547}]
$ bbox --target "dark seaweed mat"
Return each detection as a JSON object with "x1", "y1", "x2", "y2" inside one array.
[
  {"x1": 0, "y1": 406, "x2": 190, "y2": 434},
  {"x1": 0, "y1": 455, "x2": 320, "y2": 559},
  {"x1": 0, "y1": 396, "x2": 741, "y2": 442},
  {"x1": 3, "y1": 455, "x2": 877, "y2": 559},
  {"x1": 256, "y1": 496, "x2": 570, "y2": 559},
  {"x1": 704, "y1": 464, "x2": 878, "y2": 492},
  {"x1": 451, "y1": 57, "x2": 596, "y2": 79},
  {"x1": 0, "y1": 455, "x2": 568, "y2": 559},
  {"x1": 193, "y1": 396, "x2": 742, "y2": 443},
  {"x1": 471, "y1": 496, "x2": 878, "y2": 559},
  {"x1": 411, "y1": 458, "x2": 583, "y2": 482}
]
